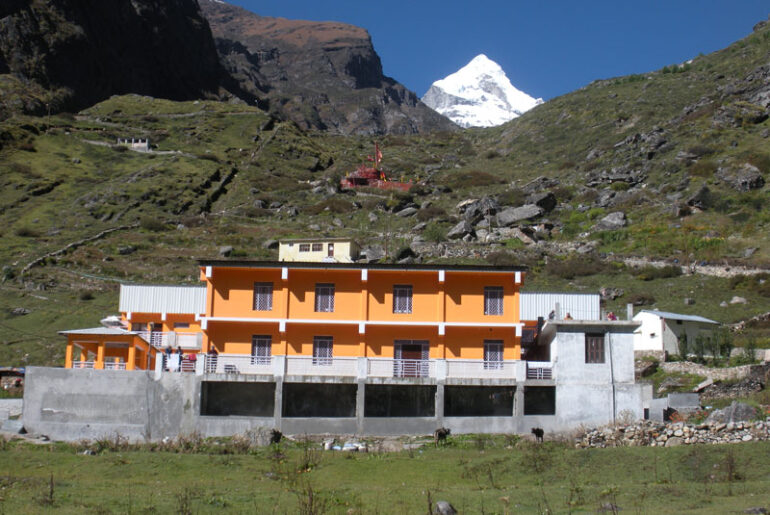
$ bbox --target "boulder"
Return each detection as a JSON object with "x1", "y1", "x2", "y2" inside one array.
[
  {"x1": 118, "y1": 245, "x2": 136, "y2": 255},
  {"x1": 496, "y1": 205, "x2": 543, "y2": 227},
  {"x1": 361, "y1": 245, "x2": 385, "y2": 262},
  {"x1": 730, "y1": 296, "x2": 748, "y2": 305},
  {"x1": 596, "y1": 211, "x2": 627, "y2": 230},
  {"x1": 446, "y1": 220, "x2": 474, "y2": 240},
  {"x1": 218, "y1": 246, "x2": 233, "y2": 257},
  {"x1": 599, "y1": 287, "x2": 624, "y2": 301},
  {"x1": 707, "y1": 401, "x2": 757, "y2": 424},
  {"x1": 396, "y1": 207, "x2": 418, "y2": 218},
  {"x1": 716, "y1": 164, "x2": 765, "y2": 192},
  {"x1": 368, "y1": 212, "x2": 378, "y2": 223},
  {"x1": 526, "y1": 191, "x2": 557, "y2": 212},
  {"x1": 396, "y1": 246, "x2": 417, "y2": 261},
  {"x1": 687, "y1": 185, "x2": 711, "y2": 210},
  {"x1": 522, "y1": 176, "x2": 559, "y2": 194},
  {"x1": 434, "y1": 501, "x2": 458, "y2": 515}
]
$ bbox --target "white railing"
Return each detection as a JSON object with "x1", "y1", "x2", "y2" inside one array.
[
  {"x1": 138, "y1": 332, "x2": 200, "y2": 350},
  {"x1": 526, "y1": 361, "x2": 554, "y2": 380},
  {"x1": 285, "y1": 356, "x2": 358, "y2": 377},
  {"x1": 445, "y1": 359, "x2": 517, "y2": 379},
  {"x1": 368, "y1": 358, "x2": 435, "y2": 378},
  {"x1": 203, "y1": 354, "x2": 273, "y2": 375},
  {"x1": 71, "y1": 361, "x2": 95, "y2": 369},
  {"x1": 103, "y1": 362, "x2": 127, "y2": 370}
]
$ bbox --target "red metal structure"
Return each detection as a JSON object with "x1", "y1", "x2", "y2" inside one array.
[{"x1": 340, "y1": 143, "x2": 412, "y2": 191}]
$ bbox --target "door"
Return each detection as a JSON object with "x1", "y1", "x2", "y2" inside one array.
[{"x1": 394, "y1": 340, "x2": 429, "y2": 377}]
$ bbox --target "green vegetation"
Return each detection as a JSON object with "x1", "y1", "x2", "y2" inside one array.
[{"x1": 0, "y1": 437, "x2": 768, "y2": 513}]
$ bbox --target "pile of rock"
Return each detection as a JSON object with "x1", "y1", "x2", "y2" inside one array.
[{"x1": 576, "y1": 419, "x2": 768, "y2": 448}]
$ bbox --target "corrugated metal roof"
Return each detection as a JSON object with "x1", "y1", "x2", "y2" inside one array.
[
  {"x1": 59, "y1": 327, "x2": 136, "y2": 336},
  {"x1": 520, "y1": 292, "x2": 600, "y2": 321},
  {"x1": 119, "y1": 285, "x2": 206, "y2": 314},
  {"x1": 637, "y1": 310, "x2": 719, "y2": 325}
]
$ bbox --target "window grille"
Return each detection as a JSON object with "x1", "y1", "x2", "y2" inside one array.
[
  {"x1": 253, "y1": 282, "x2": 273, "y2": 311},
  {"x1": 251, "y1": 335, "x2": 271, "y2": 365},
  {"x1": 393, "y1": 285, "x2": 413, "y2": 314},
  {"x1": 312, "y1": 243, "x2": 323, "y2": 252},
  {"x1": 484, "y1": 286, "x2": 504, "y2": 315},
  {"x1": 313, "y1": 336, "x2": 333, "y2": 366},
  {"x1": 299, "y1": 244, "x2": 310, "y2": 252},
  {"x1": 315, "y1": 283, "x2": 335, "y2": 312},
  {"x1": 484, "y1": 340, "x2": 504, "y2": 369}
]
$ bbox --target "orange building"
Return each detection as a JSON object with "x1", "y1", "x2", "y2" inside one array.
[{"x1": 199, "y1": 261, "x2": 525, "y2": 378}]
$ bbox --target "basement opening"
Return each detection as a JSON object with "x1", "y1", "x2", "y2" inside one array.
[
  {"x1": 523, "y1": 386, "x2": 556, "y2": 415},
  {"x1": 282, "y1": 383, "x2": 356, "y2": 417},
  {"x1": 200, "y1": 381, "x2": 275, "y2": 417},
  {"x1": 445, "y1": 386, "x2": 515, "y2": 417},
  {"x1": 364, "y1": 385, "x2": 436, "y2": 417}
]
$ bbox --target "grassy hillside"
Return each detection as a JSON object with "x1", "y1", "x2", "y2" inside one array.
[{"x1": 1, "y1": 22, "x2": 769, "y2": 366}]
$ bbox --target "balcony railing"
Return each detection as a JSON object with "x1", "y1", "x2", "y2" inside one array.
[
  {"x1": 526, "y1": 361, "x2": 553, "y2": 380},
  {"x1": 285, "y1": 356, "x2": 358, "y2": 377},
  {"x1": 103, "y1": 362, "x2": 127, "y2": 370},
  {"x1": 445, "y1": 359, "x2": 517, "y2": 379},
  {"x1": 368, "y1": 358, "x2": 435, "y2": 378},
  {"x1": 138, "y1": 331, "x2": 201, "y2": 350},
  {"x1": 204, "y1": 354, "x2": 273, "y2": 375},
  {"x1": 71, "y1": 360, "x2": 95, "y2": 369}
]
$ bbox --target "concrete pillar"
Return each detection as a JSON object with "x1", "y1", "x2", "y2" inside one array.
[
  {"x1": 194, "y1": 354, "x2": 205, "y2": 376},
  {"x1": 627, "y1": 303, "x2": 634, "y2": 321},
  {"x1": 356, "y1": 357, "x2": 368, "y2": 380},
  {"x1": 273, "y1": 355, "x2": 286, "y2": 378},
  {"x1": 65, "y1": 341, "x2": 74, "y2": 369},
  {"x1": 435, "y1": 382, "x2": 445, "y2": 425},
  {"x1": 154, "y1": 352, "x2": 163, "y2": 380},
  {"x1": 127, "y1": 342, "x2": 136, "y2": 371},
  {"x1": 274, "y1": 378, "x2": 283, "y2": 431},
  {"x1": 356, "y1": 380, "x2": 365, "y2": 434},
  {"x1": 95, "y1": 342, "x2": 105, "y2": 370},
  {"x1": 435, "y1": 359, "x2": 447, "y2": 380},
  {"x1": 514, "y1": 385, "x2": 524, "y2": 416}
]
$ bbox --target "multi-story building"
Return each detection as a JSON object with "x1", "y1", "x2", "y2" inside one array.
[{"x1": 33, "y1": 245, "x2": 651, "y2": 440}]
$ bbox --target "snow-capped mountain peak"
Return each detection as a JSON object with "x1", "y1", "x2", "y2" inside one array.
[{"x1": 422, "y1": 54, "x2": 543, "y2": 128}]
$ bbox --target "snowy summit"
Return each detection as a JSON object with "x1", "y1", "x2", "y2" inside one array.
[{"x1": 421, "y1": 54, "x2": 543, "y2": 128}]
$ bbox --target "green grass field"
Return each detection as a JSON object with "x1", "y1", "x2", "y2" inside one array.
[{"x1": 0, "y1": 436, "x2": 768, "y2": 513}]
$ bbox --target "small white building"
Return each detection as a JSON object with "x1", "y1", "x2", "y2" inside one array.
[
  {"x1": 278, "y1": 238, "x2": 359, "y2": 263},
  {"x1": 632, "y1": 310, "x2": 719, "y2": 358},
  {"x1": 526, "y1": 320, "x2": 652, "y2": 431}
]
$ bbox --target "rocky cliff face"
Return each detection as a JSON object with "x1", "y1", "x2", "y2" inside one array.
[
  {"x1": 0, "y1": 0, "x2": 227, "y2": 114},
  {"x1": 199, "y1": 0, "x2": 455, "y2": 135}
]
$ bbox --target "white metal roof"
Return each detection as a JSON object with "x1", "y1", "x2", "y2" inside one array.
[
  {"x1": 119, "y1": 285, "x2": 206, "y2": 315},
  {"x1": 635, "y1": 310, "x2": 719, "y2": 325},
  {"x1": 59, "y1": 327, "x2": 136, "y2": 336},
  {"x1": 520, "y1": 292, "x2": 600, "y2": 321}
]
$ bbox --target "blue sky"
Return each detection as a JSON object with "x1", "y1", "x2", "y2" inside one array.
[{"x1": 228, "y1": 1, "x2": 768, "y2": 100}]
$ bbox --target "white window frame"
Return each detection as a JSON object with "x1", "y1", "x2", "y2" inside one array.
[
  {"x1": 484, "y1": 286, "x2": 504, "y2": 316},
  {"x1": 313, "y1": 336, "x2": 333, "y2": 366},
  {"x1": 299, "y1": 243, "x2": 310, "y2": 252},
  {"x1": 314, "y1": 283, "x2": 335, "y2": 312},
  {"x1": 253, "y1": 282, "x2": 273, "y2": 311},
  {"x1": 484, "y1": 340, "x2": 504, "y2": 370},
  {"x1": 392, "y1": 284, "x2": 413, "y2": 314},
  {"x1": 251, "y1": 335, "x2": 272, "y2": 365},
  {"x1": 312, "y1": 243, "x2": 323, "y2": 252}
]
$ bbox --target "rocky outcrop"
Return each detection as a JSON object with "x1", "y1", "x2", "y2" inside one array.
[
  {"x1": 0, "y1": 0, "x2": 230, "y2": 114},
  {"x1": 199, "y1": 0, "x2": 455, "y2": 135},
  {"x1": 576, "y1": 419, "x2": 769, "y2": 448}
]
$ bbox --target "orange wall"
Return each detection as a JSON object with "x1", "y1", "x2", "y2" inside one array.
[
  {"x1": 123, "y1": 313, "x2": 201, "y2": 333},
  {"x1": 444, "y1": 327, "x2": 520, "y2": 360},
  {"x1": 367, "y1": 271, "x2": 438, "y2": 321},
  {"x1": 444, "y1": 272, "x2": 519, "y2": 324}
]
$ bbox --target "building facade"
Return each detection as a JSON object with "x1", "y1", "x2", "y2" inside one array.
[{"x1": 633, "y1": 310, "x2": 719, "y2": 358}]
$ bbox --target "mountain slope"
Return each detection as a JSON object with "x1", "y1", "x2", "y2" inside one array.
[
  {"x1": 422, "y1": 54, "x2": 543, "y2": 128},
  {"x1": 199, "y1": 0, "x2": 456, "y2": 135},
  {"x1": 0, "y1": 0, "x2": 230, "y2": 116}
]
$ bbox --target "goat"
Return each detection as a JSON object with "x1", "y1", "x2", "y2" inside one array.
[
  {"x1": 270, "y1": 429, "x2": 283, "y2": 444},
  {"x1": 531, "y1": 427, "x2": 544, "y2": 443},
  {"x1": 434, "y1": 427, "x2": 451, "y2": 447}
]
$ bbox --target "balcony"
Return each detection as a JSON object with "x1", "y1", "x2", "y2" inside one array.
[
  {"x1": 139, "y1": 331, "x2": 201, "y2": 350},
  {"x1": 184, "y1": 355, "x2": 545, "y2": 382}
]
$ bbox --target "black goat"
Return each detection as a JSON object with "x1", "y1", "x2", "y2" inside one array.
[
  {"x1": 434, "y1": 427, "x2": 451, "y2": 446},
  {"x1": 531, "y1": 427, "x2": 544, "y2": 443},
  {"x1": 270, "y1": 429, "x2": 283, "y2": 444}
]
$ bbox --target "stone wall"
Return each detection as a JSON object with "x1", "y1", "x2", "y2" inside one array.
[{"x1": 659, "y1": 361, "x2": 758, "y2": 381}]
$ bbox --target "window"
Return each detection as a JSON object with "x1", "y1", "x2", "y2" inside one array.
[
  {"x1": 173, "y1": 322, "x2": 190, "y2": 329},
  {"x1": 131, "y1": 323, "x2": 147, "y2": 332},
  {"x1": 585, "y1": 333, "x2": 605, "y2": 363},
  {"x1": 313, "y1": 336, "x2": 333, "y2": 366},
  {"x1": 393, "y1": 285, "x2": 413, "y2": 314},
  {"x1": 251, "y1": 335, "x2": 271, "y2": 365},
  {"x1": 484, "y1": 286, "x2": 504, "y2": 315},
  {"x1": 253, "y1": 282, "x2": 273, "y2": 311},
  {"x1": 484, "y1": 340, "x2": 504, "y2": 369},
  {"x1": 299, "y1": 244, "x2": 310, "y2": 252},
  {"x1": 312, "y1": 243, "x2": 323, "y2": 252},
  {"x1": 315, "y1": 283, "x2": 335, "y2": 312}
]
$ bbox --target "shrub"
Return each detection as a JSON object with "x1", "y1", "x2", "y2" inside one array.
[
  {"x1": 79, "y1": 291, "x2": 94, "y2": 301},
  {"x1": 423, "y1": 223, "x2": 447, "y2": 243},
  {"x1": 544, "y1": 255, "x2": 609, "y2": 279},
  {"x1": 628, "y1": 293, "x2": 655, "y2": 306},
  {"x1": 140, "y1": 217, "x2": 167, "y2": 232},
  {"x1": 610, "y1": 182, "x2": 630, "y2": 192},
  {"x1": 18, "y1": 142, "x2": 36, "y2": 152},
  {"x1": 304, "y1": 198, "x2": 354, "y2": 215},
  {"x1": 196, "y1": 153, "x2": 221, "y2": 163},
  {"x1": 14, "y1": 226, "x2": 39, "y2": 237},
  {"x1": 631, "y1": 265, "x2": 682, "y2": 281},
  {"x1": 416, "y1": 206, "x2": 447, "y2": 222},
  {"x1": 486, "y1": 251, "x2": 518, "y2": 266},
  {"x1": 496, "y1": 188, "x2": 526, "y2": 207},
  {"x1": 689, "y1": 160, "x2": 717, "y2": 178}
]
